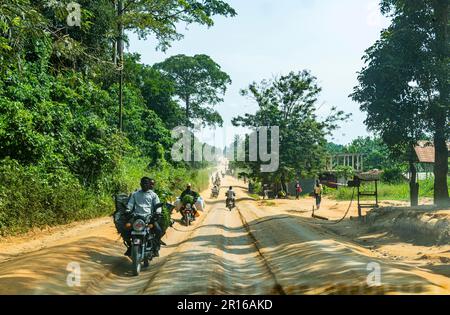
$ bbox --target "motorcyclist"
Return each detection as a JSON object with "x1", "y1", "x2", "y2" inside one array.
[
  {"x1": 225, "y1": 186, "x2": 236, "y2": 208},
  {"x1": 211, "y1": 184, "x2": 219, "y2": 197},
  {"x1": 214, "y1": 174, "x2": 221, "y2": 186},
  {"x1": 123, "y1": 177, "x2": 165, "y2": 257},
  {"x1": 180, "y1": 183, "x2": 200, "y2": 219}
]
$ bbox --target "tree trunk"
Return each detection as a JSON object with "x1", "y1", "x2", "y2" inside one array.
[
  {"x1": 113, "y1": 40, "x2": 117, "y2": 64},
  {"x1": 185, "y1": 96, "x2": 190, "y2": 126},
  {"x1": 117, "y1": 0, "x2": 124, "y2": 133},
  {"x1": 409, "y1": 161, "x2": 419, "y2": 207},
  {"x1": 434, "y1": 116, "x2": 449, "y2": 206},
  {"x1": 281, "y1": 174, "x2": 287, "y2": 197},
  {"x1": 432, "y1": 0, "x2": 449, "y2": 207}
]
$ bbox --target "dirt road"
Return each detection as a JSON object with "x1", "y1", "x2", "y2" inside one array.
[{"x1": 0, "y1": 176, "x2": 448, "y2": 295}]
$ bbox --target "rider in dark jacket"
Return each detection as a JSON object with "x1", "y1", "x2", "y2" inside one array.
[
  {"x1": 180, "y1": 183, "x2": 200, "y2": 219},
  {"x1": 180, "y1": 183, "x2": 200, "y2": 202}
]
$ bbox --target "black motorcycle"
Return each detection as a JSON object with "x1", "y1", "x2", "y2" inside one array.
[
  {"x1": 226, "y1": 198, "x2": 234, "y2": 211},
  {"x1": 181, "y1": 202, "x2": 195, "y2": 226},
  {"x1": 211, "y1": 188, "x2": 219, "y2": 198},
  {"x1": 127, "y1": 203, "x2": 170, "y2": 276}
]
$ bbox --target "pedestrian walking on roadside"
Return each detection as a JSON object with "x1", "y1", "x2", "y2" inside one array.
[
  {"x1": 263, "y1": 184, "x2": 269, "y2": 200},
  {"x1": 313, "y1": 180, "x2": 323, "y2": 210},
  {"x1": 295, "y1": 182, "x2": 302, "y2": 199}
]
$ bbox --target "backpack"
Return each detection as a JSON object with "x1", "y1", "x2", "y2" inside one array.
[{"x1": 113, "y1": 193, "x2": 132, "y2": 234}]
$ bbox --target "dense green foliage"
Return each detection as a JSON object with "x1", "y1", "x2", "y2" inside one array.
[
  {"x1": 351, "y1": 0, "x2": 449, "y2": 205},
  {"x1": 231, "y1": 71, "x2": 350, "y2": 190},
  {"x1": 0, "y1": 0, "x2": 235, "y2": 235},
  {"x1": 327, "y1": 136, "x2": 405, "y2": 171},
  {"x1": 155, "y1": 54, "x2": 232, "y2": 127}
]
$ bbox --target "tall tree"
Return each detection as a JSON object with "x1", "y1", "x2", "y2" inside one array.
[
  {"x1": 430, "y1": 0, "x2": 449, "y2": 206},
  {"x1": 0, "y1": 0, "x2": 47, "y2": 72},
  {"x1": 121, "y1": 53, "x2": 184, "y2": 129},
  {"x1": 233, "y1": 71, "x2": 350, "y2": 191},
  {"x1": 115, "y1": 0, "x2": 236, "y2": 130},
  {"x1": 352, "y1": 0, "x2": 449, "y2": 206},
  {"x1": 154, "y1": 54, "x2": 232, "y2": 127}
]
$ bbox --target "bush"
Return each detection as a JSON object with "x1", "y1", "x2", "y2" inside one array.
[
  {"x1": 0, "y1": 158, "x2": 108, "y2": 236},
  {"x1": 277, "y1": 190, "x2": 287, "y2": 198},
  {"x1": 0, "y1": 156, "x2": 211, "y2": 236},
  {"x1": 382, "y1": 167, "x2": 406, "y2": 184},
  {"x1": 251, "y1": 181, "x2": 263, "y2": 194},
  {"x1": 325, "y1": 177, "x2": 448, "y2": 201},
  {"x1": 334, "y1": 165, "x2": 355, "y2": 179}
]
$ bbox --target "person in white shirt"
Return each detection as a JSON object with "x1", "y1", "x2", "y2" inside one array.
[
  {"x1": 123, "y1": 177, "x2": 164, "y2": 257},
  {"x1": 225, "y1": 186, "x2": 236, "y2": 208}
]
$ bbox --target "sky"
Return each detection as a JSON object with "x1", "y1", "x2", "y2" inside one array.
[{"x1": 128, "y1": 0, "x2": 390, "y2": 148}]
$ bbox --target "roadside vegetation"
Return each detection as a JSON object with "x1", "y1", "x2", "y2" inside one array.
[
  {"x1": 325, "y1": 178, "x2": 450, "y2": 201},
  {"x1": 229, "y1": 1, "x2": 448, "y2": 207},
  {"x1": 0, "y1": 1, "x2": 236, "y2": 236}
]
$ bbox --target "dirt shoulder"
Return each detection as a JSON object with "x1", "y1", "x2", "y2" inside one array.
[
  {"x1": 251, "y1": 195, "x2": 450, "y2": 279},
  {"x1": 325, "y1": 206, "x2": 450, "y2": 278},
  {"x1": 0, "y1": 217, "x2": 118, "y2": 263},
  {"x1": 0, "y1": 171, "x2": 218, "y2": 264}
]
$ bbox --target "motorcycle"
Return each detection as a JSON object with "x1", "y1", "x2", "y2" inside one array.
[
  {"x1": 125, "y1": 203, "x2": 165, "y2": 276},
  {"x1": 210, "y1": 188, "x2": 219, "y2": 198},
  {"x1": 181, "y1": 203, "x2": 195, "y2": 226},
  {"x1": 226, "y1": 198, "x2": 234, "y2": 211}
]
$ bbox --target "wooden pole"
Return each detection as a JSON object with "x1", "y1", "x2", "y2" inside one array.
[{"x1": 118, "y1": 0, "x2": 124, "y2": 132}]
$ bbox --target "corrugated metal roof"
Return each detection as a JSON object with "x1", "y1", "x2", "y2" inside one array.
[{"x1": 414, "y1": 141, "x2": 450, "y2": 163}]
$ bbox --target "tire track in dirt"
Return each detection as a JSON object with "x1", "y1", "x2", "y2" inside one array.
[
  {"x1": 139, "y1": 190, "x2": 280, "y2": 295},
  {"x1": 235, "y1": 204, "x2": 286, "y2": 295},
  {"x1": 84, "y1": 198, "x2": 216, "y2": 295},
  {"x1": 237, "y1": 197, "x2": 450, "y2": 294}
]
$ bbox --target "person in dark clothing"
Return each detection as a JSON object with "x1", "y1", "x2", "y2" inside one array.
[
  {"x1": 180, "y1": 183, "x2": 200, "y2": 202},
  {"x1": 180, "y1": 183, "x2": 200, "y2": 219}
]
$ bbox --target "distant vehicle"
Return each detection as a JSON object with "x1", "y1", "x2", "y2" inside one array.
[{"x1": 211, "y1": 186, "x2": 219, "y2": 198}]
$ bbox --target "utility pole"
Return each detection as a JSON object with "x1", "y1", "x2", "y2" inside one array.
[{"x1": 117, "y1": 0, "x2": 124, "y2": 133}]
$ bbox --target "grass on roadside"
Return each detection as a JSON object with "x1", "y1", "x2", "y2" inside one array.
[
  {"x1": 0, "y1": 156, "x2": 211, "y2": 237},
  {"x1": 324, "y1": 178, "x2": 448, "y2": 201}
]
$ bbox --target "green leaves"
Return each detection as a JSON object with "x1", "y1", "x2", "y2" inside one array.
[
  {"x1": 352, "y1": 0, "x2": 449, "y2": 204},
  {"x1": 154, "y1": 54, "x2": 231, "y2": 127},
  {"x1": 120, "y1": 0, "x2": 236, "y2": 51},
  {"x1": 0, "y1": 0, "x2": 234, "y2": 234},
  {"x1": 233, "y1": 71, "x2": 350, "y2": 183}
]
